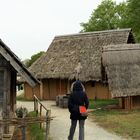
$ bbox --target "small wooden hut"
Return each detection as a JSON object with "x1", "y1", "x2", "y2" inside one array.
[
  {"x1": 0, "y1": 39, "x2": 39, "y2": 135},
  {"x1": 102, "y1": 44, "x2": 140, "y2": 109},
  {"x1": 24, "y1": 28, "x2": 135, "y2": 100}
]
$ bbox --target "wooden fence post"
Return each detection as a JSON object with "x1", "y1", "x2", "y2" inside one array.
[
  {"x1": 22, "y1": 126, "x2": 26, "y2": 140},
  {"x1": 34, "y1": 97, "x2": 36, "y2": 111},
  {"x1": 46, "y1": 110, "x2": 51, "y2": 140},
  {"x1": 0, "y1": 124, "x2": 2, "y2": 140},
  {"x1": 40, "y1": 105, "x2": 42, "y2": 128}
]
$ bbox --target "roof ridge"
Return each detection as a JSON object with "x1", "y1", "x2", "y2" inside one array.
[
  {"x1": 54, "y1": 28, "x2": 132, "y2": 40},
  {"x1": 103, "y1": 44, "x2": 139, "y2": 52}
]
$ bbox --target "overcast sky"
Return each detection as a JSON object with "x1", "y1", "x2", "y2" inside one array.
[{"x1": 0, "y1": 0, "x2": 125, "y2": 60}]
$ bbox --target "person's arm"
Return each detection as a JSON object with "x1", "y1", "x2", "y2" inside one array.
[
  {"x1": 68, "y1": 94, "x2": 79, "y2": 113},
  {"x1": 68, "y1": 95, "x2": 73, "y2": 112}
]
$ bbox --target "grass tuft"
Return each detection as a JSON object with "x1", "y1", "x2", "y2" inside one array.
[{"x1": 27, "y1": 111, "x2": 45, "y2": 140}]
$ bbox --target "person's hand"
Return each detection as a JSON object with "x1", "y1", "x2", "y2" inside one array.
[{"x1": 81, "y1": 111, "x2": 88, "y2": 116}]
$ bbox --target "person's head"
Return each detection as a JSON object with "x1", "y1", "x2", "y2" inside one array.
[{"x1": 71, "y1": 80, "x2": 85, "y2": 92}]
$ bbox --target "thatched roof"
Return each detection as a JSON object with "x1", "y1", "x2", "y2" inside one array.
[
  {"x1": 0, "y1": 39, "x2": 39, "y2": 87},
  {"x1": 102, "y1": 44, "x2": 140, "y2": 98},
  {"x1": 29, "y1": 28, "x2": 135, "y2": 81}
]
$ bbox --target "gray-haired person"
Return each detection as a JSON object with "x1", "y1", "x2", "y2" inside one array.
[{"x1": 68, "y1": 80, "x2": 89, "y2": 140}]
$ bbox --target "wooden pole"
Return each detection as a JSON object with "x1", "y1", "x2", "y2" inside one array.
[
  {"x1": 46, "y1": 110, "x2": 51, "y2": 140},
  {"x1": 4, "y1": 69, "x2": 11, "y2": 134},
  {"x1": 36, "y1": 101, "x2": 38, "y2": 116},
  {"x1": 46, "y1": 111, "x2": 48, "y2": 140},
  {"x1": 22, "y1": 126, "x2": 26, "y2": 140},
  {"x1": 0, "y1": 124, "x2": 2, "y2": 140},
  {"x1": 40, "y1": 105, "x2": 42, "y2": 128},
  {"x1": 40, "y1": 80, "x2": 43, "y2": 100},
  {"x1": 34, "y1": 97, "x2": 36, "y2": 112}
]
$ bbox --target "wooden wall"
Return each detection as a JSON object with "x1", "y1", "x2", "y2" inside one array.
[
  {"x1": 43, "y1": 79, "x2": 58, "y2": 100},
  {"x1": 0, "y1": 54, "x2": 17, "y2": 133},
  {"x1": 132, "y1": 96, "x2": 140, "y2": 109},
  {"x1": 42, "y1": 79, "x2": 67, "y2": 100},
  {"x1": 24, "y1": 83, "x2": 40, "y2": 100},
  {"x1": 42, "y1": 79, "x2": 50, "y2": 100},
  {"x1": 24, "y1": 79, "x2": 111, "y2": 100},
  {"x1": 120, "y1": 96, "x2": 140, "y2": 109},
  {"x1": 24, "y1": 79, "x2": 68, "y2": 100},
  {"x1": 84, "y1": 82, "x2": 111, "y2": 99},
  {"x1": 24, "y1": 79, "x2": 140, "y2": 109}
]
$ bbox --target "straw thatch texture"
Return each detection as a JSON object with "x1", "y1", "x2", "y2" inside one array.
[
  {"x1": 102, "y1": 44, "x2": 140, "y2": 98},
  {"x1": 29, "y1": 28, "x2": 134, "y2": 81}
]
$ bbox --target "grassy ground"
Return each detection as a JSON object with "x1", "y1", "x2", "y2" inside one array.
[
  {"x1": 16, "y1": 92, "x2": 27, "y2": 101},
  {"x1": 27, "y1": 111, "x2": 45, "y2": 140},
  {"x1": 27, "y1": 111, "x2": 53, "y2": 140},
  {"x1": 89, "y1": 100, "x2": 140, "y2": 140},
  {"x1": 16, "y1": 93, "x2": 33, "y2": 101},
  {"x1": 89, "y1": 99, "x2": 119, "y2": 109},
  {"x1": 12, "y1": 111, "x2": 45, "y2": 140}
]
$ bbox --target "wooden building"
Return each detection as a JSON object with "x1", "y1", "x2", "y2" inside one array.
[
  {"x1": 102, "y1": 44, "x2": 140, "y2": 109},
  {"x1": 0, "y1": 39, "x2": 39, "y2": 135},
  {"x1": 24, "y1": 28, "x2": 135, "y2": 100}
]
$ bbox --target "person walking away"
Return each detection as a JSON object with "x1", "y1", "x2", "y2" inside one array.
[{"x1": 68, "y1": 80, "x2": 89, "y2": 140}]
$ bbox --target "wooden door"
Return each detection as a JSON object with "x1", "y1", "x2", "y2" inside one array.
[{"x1": 49, "y1": 79, "x2": 57, "y2": 100}]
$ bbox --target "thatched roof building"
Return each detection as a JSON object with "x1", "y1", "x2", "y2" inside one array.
[
  {"x1": 29, "y1": 28, "x2": 135, "y2": 81},
  {"x1": 102, "y1": 44, "x2": 140, "y2": 98}
]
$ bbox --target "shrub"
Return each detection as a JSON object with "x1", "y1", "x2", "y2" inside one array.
[{"x1": 15, "y1": 107, "x2": 28, "y2": 118}]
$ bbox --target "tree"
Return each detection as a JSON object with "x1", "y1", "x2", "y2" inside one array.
[
  {"x1": 25, "y1": 51, "x2": 45, "y2": 67},
  {"x1": 81, "y1": 0, "x2": 127, "y2": 32},
  {"x1": 127, "y1": 0, "x2": 140, "y2": 42},
  {"x1": 81, "y1": 0, "x2": 140, "y2": 42},
  {"x1": 116, "y1": 2, "x2": 129, "y2": 28}
]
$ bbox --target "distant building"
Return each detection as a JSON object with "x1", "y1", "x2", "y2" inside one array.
[
  {"x1": 102, "y1": 44, "x2": 140, "y2": 109},
  {"x1": 23, "y1": 28, "x2": 135, "y2": 103}
]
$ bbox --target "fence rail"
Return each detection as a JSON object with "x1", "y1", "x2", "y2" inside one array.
[
  {"x1": 34, "y1": 94, "x2": 48, "y2": 112},
  {"x1": 0, "y1": 95, "x2": 52, "y2": 140},
  {"x1": 0, "y1": 116, "x2": 53, "y2": 126}
]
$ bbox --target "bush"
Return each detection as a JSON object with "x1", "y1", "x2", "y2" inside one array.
[{"x1": 15, "y1": 107, "x2": 28, "y2": 118}]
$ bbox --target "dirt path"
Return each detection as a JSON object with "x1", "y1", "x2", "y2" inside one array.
[{"x1": 17, "y1": 101, "x2": 128, "y2": 140}]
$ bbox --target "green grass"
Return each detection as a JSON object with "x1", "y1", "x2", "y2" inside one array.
[
  {"x1": 16, "y1": 93, "x2": 25, "y2": 101},
  {"x1": 89, "y1": 100, "x2": 140, "y2": 140},
  {"x1": 16, "y1": 93, "x2": 33, "y2": 101},
  {"x1": 27, "y1": 111, "x2": 45, "y2": 140},
  {"x1": 89, "y1": 99, "x2": 119, "y2": 109}
]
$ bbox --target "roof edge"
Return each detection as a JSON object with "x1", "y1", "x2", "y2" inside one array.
[
  {"x1": 0, "y1": 39, "x2": 40, "y2": 87},
  {"x1": 54, "y1": 28, "x2": 132, "y2": 40}
]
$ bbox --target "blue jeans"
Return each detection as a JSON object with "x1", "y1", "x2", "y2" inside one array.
[{"x1": 68, "y1": 120, "x2": 85, "y2": 140}]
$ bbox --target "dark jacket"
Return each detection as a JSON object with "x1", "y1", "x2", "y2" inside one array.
[{"x1": 68, "y1": 80, "x2": 89, "y2": 120}]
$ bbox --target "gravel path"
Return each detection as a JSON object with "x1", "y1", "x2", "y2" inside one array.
[{"x1": 17, "y1": 101, "x2": 128, "y2": 140}]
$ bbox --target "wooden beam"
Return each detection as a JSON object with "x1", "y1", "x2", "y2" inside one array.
[
  {"x1": 40, "y1": 80, "x2": 43, "y2": 100},
  {"x1": 0, "y1": 46, "x2": 37, "y2": 87},
  {"x1": 3, "y1": 69, "x2": 11, "y2": 133}
]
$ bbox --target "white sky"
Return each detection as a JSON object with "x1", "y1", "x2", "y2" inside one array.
[{"x1": 0, "y1": 0, "x2": 125, "y2": 60}]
